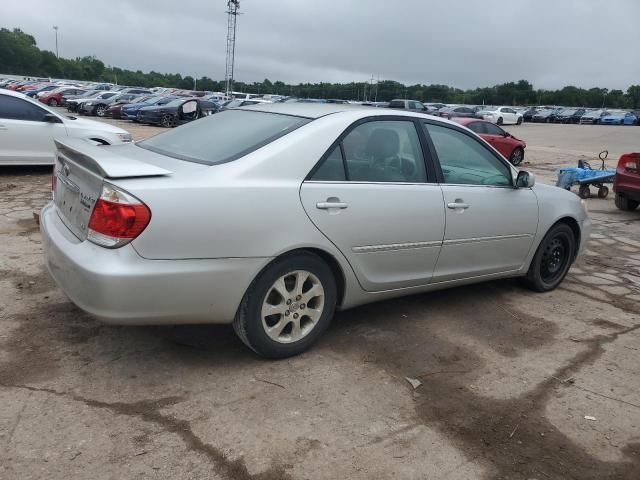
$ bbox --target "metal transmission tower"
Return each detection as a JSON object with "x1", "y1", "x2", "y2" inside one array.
[{"x1": 224, "y1": 0, "x2": 240, "y2": 97}]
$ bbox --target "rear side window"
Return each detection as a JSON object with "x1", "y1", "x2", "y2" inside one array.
[
  {"x1": 0, "y1": 95, "x2": 48, "y2": 121},
  {"x1": 466, "y1": 122, "x2": 486, "y2": 134},
  {"x1": 138, "y1": 110, "x2": 310, "y2": 165},
  {"x1": 311, "y1": 120, "x2": 427, "y2": 183}
]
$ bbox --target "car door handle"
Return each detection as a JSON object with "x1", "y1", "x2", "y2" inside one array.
[
  {"x1": 317, "y1": 200, "x2": 348, "y2": 210},
  {"x1": 447, "y1": 202, "x2": 470, "y2": 210}
]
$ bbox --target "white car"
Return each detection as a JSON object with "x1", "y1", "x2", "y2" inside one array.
[
  {"x1": 0, "y1": 89, "x2": 133, "y2": 165},
  {"x1": 477, "y1": 106, "x2": 523, "y2": 125}
]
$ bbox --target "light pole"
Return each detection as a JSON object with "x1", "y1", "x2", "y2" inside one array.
[{"x1": 53, "y1": 26, "x2": 59, "y2": 58}]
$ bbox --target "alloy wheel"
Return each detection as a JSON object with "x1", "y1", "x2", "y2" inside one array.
[
  {"x1": 261, "y1": 270, "x2": 325, "y2": 344},
  {"x1": 96, "y1": 105, "x2": 106, "y2": 117}
]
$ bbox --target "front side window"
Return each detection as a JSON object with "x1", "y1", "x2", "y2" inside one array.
[
  {"x1": 138, "y1": 110, "x2": 310, "y2": 165},
  {"x1": 312, "y1": 120, "x2": 427, "y2": 183},
  {"x1": 0, "y1": 95, "x2": 48, "y2": 122},
  {"x1": 424, "y1": 123, "x2": 512, "y2": 187}
]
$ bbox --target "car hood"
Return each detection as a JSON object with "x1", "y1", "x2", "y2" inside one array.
[{"x1": 63, "y1": 115, "x2": 127, "y2": 134}]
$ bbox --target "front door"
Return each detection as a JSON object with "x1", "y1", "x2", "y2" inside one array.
[
  {"x1": 300, "y1": 118, "x2": 445, "y2": 292},
  {"x1": 423, "y1": 122, "x2": 538, "y2": 282},
  {"x1": 0, "y1": 94, "x2": 65, "y2": 164}
]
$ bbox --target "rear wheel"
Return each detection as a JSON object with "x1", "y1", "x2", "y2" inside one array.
[
  {"x1": 497, "y1": 117, "x2": 503, "y2": 126},
  {"x1": 509, "y1": 147, "x2": 524, "y2": 166},
  {"x1": 233, "y1": 253, "x2": 337, "y2": 358},
  {"x1": 516, "y1": 117, "x2": 523, "y2": 125},
  {"x1": 597, "y1": 186, "x2": 609, "y2": 199},
  {"x1": 48, "y1": 99, "x2": 58, "y2": 107},
  {"x1": 95, "y1": 105, "x2": 107, "y2": 117},
  {"x1": 615, "y1": 194, "x2": 639, "y2": 211},
  {"x1": 523, "y1": 223, "x2": 575, "y2": 292}
]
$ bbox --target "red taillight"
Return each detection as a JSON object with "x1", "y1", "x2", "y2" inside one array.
[
  {"x1": 87, "y1": 185, "x2": 150, "y2": 248},
  {"x1": 618, "y1": 153, "x2": 640, "y2": 173}
]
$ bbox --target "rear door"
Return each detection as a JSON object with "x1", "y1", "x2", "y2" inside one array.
[
  {"x1": 0, "y1": 94, "x2": 66, "y2": 165},
  {"x1": 422, "y1": 121, "x2": 538, "y2": 282},
  {"x1": 300, "y1": 118, "x2": 446, "y2": 292}
]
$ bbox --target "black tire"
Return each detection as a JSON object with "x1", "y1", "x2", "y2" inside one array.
[
  {"x1": 161, "y1": 114, "x2": 176, "y2": 128},
  {"x1": 578, "y1": 185, "x2": 591, "y2": 199},
  {"x1": 615, "y1": 194, "x2": 639, "y2": 211},
  {"x1": 48, "y1": 99, "x2": 58, "y2": 107},
  {"x1": 597, "y1": 186, "x2": 609, "y2": 199},
  {"x1": 497, "y1": 117, "x2": 504, "y2": 126},
  {"x1": 516, "y1": 117, "x2": 523, "y2": 125},
  {"x1": 233, "y1": 252, "x2": 337, "y2": 358},
  {"x1": 509, "y1": 147, "x2": 524, "y2": 166},
  {"x1": 523, "y1": 223, "x2": 575, "y2": 292}
]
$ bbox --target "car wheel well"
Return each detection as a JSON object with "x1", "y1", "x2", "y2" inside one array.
[
  {"x1": 261, "y1": 248, "x2": 346, "y2": 307},
  {"x1": 555, "y1": 217, "x2": 581, "y2": 259},
  {"x1": 89, "y1": 138, "x2": 110, "y2": 146}
]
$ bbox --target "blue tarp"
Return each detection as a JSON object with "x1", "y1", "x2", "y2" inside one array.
[{"x1": 556, "y1": 167, "x2": 616, "y2": 189}]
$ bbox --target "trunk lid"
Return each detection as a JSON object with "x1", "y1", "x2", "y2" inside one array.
[{"x1": 53, "y1": 138, "x2": 172, "y2": 241}]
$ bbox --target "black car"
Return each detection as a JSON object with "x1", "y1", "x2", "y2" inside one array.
[
  {"x1": 522, "y1": 108, "x2": 538, "y2": 122},
  {"x1": 138, "y1": 98, "x2": 219, "y2": 127},
  {"x1": 79, "y1": 93, "x2": 137, "y2": 117},
  {"x1": 387, "y1": 99, "x2": 428, "y2": 112},
  {"x1": 553, "y1": 108, "x2": 587, "y2": 124}
]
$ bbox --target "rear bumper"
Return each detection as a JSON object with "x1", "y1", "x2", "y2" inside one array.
[{"x1": 40, "y1": 202, "x2": 268, "y2": 325}]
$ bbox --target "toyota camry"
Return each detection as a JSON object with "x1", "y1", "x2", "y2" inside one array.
[{"x1": 41, "y1": 103, "x2": 591, "y2": 358}]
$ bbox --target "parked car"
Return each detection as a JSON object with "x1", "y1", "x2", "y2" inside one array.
[
  {"x1": 118, "y1": 87, "x2": 154, "y2": 96},
  {"x1": 477, "y1": 106, "x2": 523, "y2": 125},
  {"x1": 79, "y1": 93, "x2": 136, "y2": 117},
  {"x1": 107, "y1": 95, "x2": 153, "y2": 119},
  {"x1": 24, "y1": 84, "x2": 59, "y2": 98},
  {"x1": 600, "y1": 111, "x2": 636, "y2": 125},
  {"x1": 121, "y1": 96, "x2": 177, "y2": 121},
  {"x1": 218, "y1": 98, "x2": 271, "y2": 111},
  {"x1": 554, "y1": 108, "x2": 587, "y2": 124},
  {"x1": 0, "y1": 90, "x2": 132, "y2": 165},
  {"x1": 65, "y1": 90, "x2": 102, "y2": 112},
  {"x1": 532, "y1": 109, "x2": 556, "y2": 123},
  {"x1": 424, "y1": 103, "x2": 446, "y2": 114},
  {"x1": 138, "y1": 98, "x2": 218, "y2": 127},
  {"x1": 628, "y1": 111, "x2": 640, "y2": 125},
  {"x1": 453, "y1": 118, "x2": 527, "y2": 165},
  {"x1": 437, "y1": 106, "x2": 478, "y2": 120},
  {"x1": 40, "y1": 87, "x2": 87, "y2": 107},
  {"x1": 613, "y1": 153, "x2": 640, "y2": 211},
  {"x1": 41, "y1": 103, "x2": 590, "y2": 358},
  {"x1": 522, "y1": 108, "x2": 538, "y2": 122},
  {"x1": 387, "y1": 99, "x2": 428, "y2": 112},
  {"x1": 579, "y1": 109, "x2": 609, "y2": 125},
  {"x1": 68, "y1": 91, "x2": 118, "y2": 114}
]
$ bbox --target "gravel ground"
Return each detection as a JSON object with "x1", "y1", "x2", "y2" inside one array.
[{"x1": 1, "y1": 117, "x2": 639, "y2": 480}]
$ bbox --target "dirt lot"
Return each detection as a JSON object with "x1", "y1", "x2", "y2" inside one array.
[{"x1": 1, "y1": 117, "x2": 639, "y2": 480}]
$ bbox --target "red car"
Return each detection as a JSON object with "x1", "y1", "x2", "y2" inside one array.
[
  {"x1": 453, "y1": 117, "x2": 527, "y2": 166},
  {"x1": 613, "y1": 153, "x2": 640, "y2": 211},
  {"x1": 39, "y1": 87, "x2": 86, "y2": 107}
]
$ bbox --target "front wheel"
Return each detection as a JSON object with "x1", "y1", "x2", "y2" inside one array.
[
  {"x1": 161, "y1": 114, "x2": 176, "y2": 128},
  {"x1": 509, "y1": 147, "x2": 524, "y2": 166},
  {"x1": 95, "y1": 105, "x2": 107, "y2": 117},
  {"x1": 48, "y1": 99, "x2": 58, "y2": 107},
  {"x1": 523, "y1": 223, "x2": 575, "y2": 292},
  {"x1": 516, "y1": 117, "x2": 523, "y2": 125},
  {"x1": 233, "y1": 253, "x2": 337, "y2": 358}
]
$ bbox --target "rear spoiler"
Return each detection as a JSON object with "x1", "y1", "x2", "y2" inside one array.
[{"x1": 54, "y1": 138, "x2": 172, "y2": 179}]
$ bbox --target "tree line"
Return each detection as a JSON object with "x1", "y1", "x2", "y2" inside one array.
[{"x1": 2, "y1": 27, "x2": 639, "y2": 108}]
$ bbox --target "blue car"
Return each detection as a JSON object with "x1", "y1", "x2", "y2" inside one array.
[
  {"x1": 24, "y1": 85, "x2": 59, "y2": 98},
  {"x1": 600, "y1": 111, "x2": 637, "y2": 125},
  {"x1": 121, "y1": 96, "x2": 177, "y2": 121}
]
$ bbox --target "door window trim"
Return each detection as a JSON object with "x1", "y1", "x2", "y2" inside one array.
[
  {"x1": 305, "y1": 115, "x2": 439, "y2": 184},
  {"x1": 421, "y1": 119, "x2": 516, "y2": 188}
]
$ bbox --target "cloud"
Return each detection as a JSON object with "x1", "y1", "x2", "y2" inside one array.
[{"x1": 4, "y1": 0, "x2": 639, "y2": 89}]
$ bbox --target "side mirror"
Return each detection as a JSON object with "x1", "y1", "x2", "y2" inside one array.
[
  {"x1": 43, "y1": 113, "x2": 62, "y2": 124},
  {"x1": 516, "y1": 170, "x2": 535, "y2": 188}
]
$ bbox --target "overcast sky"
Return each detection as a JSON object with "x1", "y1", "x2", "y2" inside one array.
[{"x1": 4, "y1": 0, "x2": 639, "y2": 90}]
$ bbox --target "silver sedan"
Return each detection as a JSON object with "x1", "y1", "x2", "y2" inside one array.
[{"x1": 41, "y1": 103, "x2": 591, "y2": 358}]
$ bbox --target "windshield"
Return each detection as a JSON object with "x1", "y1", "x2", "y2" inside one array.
[{"x1": 138, "y1": 110, "x2": 310, "y2": 165}]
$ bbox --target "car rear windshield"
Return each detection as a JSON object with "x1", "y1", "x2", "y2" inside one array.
[
  {"x1": 137, "y1": 110, "x2": 311, "y2": 165},
  {"x1": 388, "y1": 100, "x2": 405, "y2": 108}
]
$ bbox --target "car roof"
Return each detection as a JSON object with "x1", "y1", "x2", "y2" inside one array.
[{"x1": 239, "y1": 102, "x2": 371, "y2": 118}]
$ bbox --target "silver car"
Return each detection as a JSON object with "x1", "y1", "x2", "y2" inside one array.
[{"x1": 41, "y1": 103, "x2": 591, "y2": 358}]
